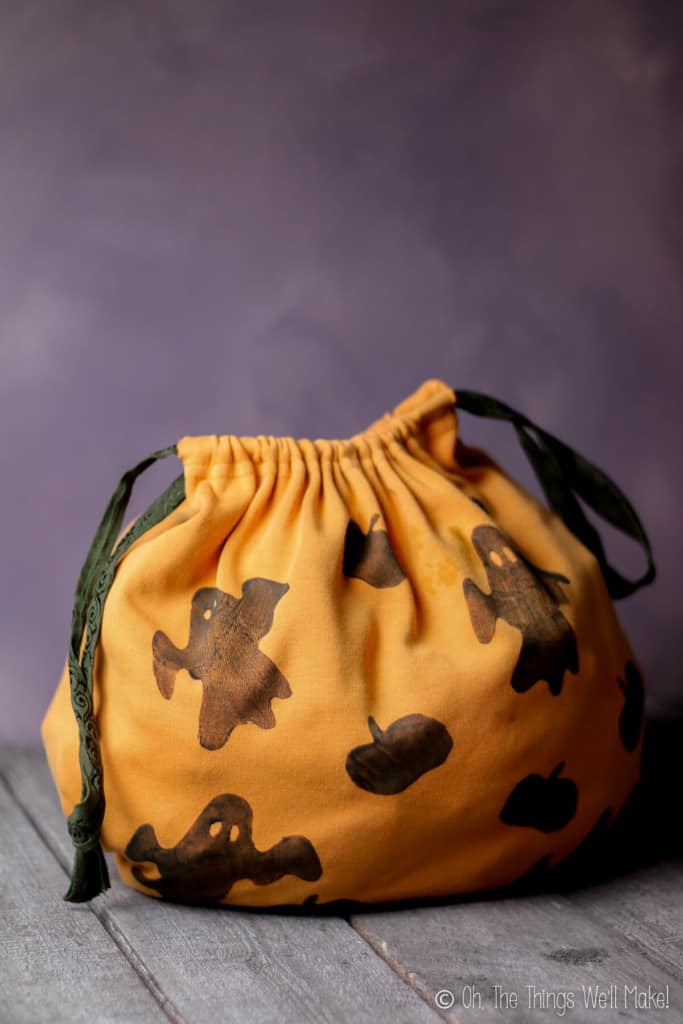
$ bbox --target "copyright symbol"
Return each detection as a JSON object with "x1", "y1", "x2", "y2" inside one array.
[{"x1": 435, "y1": 989, "x2": 455, "y2": 1010}]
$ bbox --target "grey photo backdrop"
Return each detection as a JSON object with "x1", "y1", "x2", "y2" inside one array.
[{"x1": 1, "y1": 2, "x2": 681, "y2": 741}]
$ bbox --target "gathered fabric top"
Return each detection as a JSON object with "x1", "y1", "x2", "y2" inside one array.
[{"x1": 176, "y1": 378, "x2": 459, "y2": 472}]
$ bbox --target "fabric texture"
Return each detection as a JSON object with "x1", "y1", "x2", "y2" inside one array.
[{"x1": 41, "y1": 378, "x2": 645, "y2": 907}]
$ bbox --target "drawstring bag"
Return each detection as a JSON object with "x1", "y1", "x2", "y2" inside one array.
[{"x1": 40, "y1": 378, "x2": 656, "y2": 907}]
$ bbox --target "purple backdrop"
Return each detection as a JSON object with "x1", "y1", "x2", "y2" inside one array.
[{"x1": 1, "y1": 2, "x2": 681, "y2": 740}]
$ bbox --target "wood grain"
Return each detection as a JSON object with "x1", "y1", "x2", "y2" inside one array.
[
  {"x1": 0, "y1": 775, "x2": 168, "y2": 1024},
  {"x1": 352, "y1": 886, "x2": 683, "y2": 1023}
]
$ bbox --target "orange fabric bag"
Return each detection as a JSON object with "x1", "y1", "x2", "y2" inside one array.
[{"x1": 41, "y1": 379, "x2": 655, "y2": 907}]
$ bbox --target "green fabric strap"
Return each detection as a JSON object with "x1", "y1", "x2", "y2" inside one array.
[
  {"x1": 454, "y1": 389, "x2": 656, "y2": 600},
  {"x1": 65, "y1": 446, "x2": 185, "y2": 903}
]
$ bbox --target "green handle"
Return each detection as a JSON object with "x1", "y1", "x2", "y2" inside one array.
[{"x1": 455, "y1": 389, "x2": 656, "y2": 600}]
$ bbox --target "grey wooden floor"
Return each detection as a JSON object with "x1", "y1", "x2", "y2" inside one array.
[{"x1": 2, "y1": 722, "x2": 682, "y2": 1024}]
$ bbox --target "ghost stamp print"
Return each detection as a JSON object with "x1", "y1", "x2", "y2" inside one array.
[
  {"x1": 152, "y1": 578, "x2": 292, "y2": 750},
  {"x1": 500, "y1": 762, "x2": 578, "y2": 833},
  {"x1": 618, "y1": 660, "x2": 645, "y2": 752},
  {"x1": 346, "y1": 713, "x2": 453, "y2": 794},
  {"x1": 125, "y1": 793, "x2": 322, "y2": 904},
  {"x1": 463, "y1": 524, "x2": 579, "y2": 696},
  {"x1": 343, "y1": 513, "x2": 406, "y2": 588}
]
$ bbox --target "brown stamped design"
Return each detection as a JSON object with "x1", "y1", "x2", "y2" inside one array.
[
  {"x1": 343, "y1": 514, "x2": 406, "y2": 588},
  {"x1": 125, "y1": 793, "x2": 322, "y2": 904},
  {"x1": 346, "y1": 713, "x2": 453, "y2": 795},
  {"x1": 463, "y1": 524, "x2": 579, "y2": 696},
  {"x1": 152, "y1": 578, "x2": 292, "y2": 750},
  {"x1": 500, "y1": 762, "x2": 579, "y2": 833}
]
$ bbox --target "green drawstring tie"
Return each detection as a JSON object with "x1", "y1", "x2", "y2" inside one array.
[
  {"x1": 454, "y1": 389, "x2": 656, "y2": 600},
  {"x1": 65, "y1": 445, "x2": 185, "y2": 902}
]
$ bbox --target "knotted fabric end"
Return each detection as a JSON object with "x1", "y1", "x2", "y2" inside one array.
[{"x1": 64, "y1": 841, "x2": 111, "y2": 903}]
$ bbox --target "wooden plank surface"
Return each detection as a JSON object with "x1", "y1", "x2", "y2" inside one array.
[
  {"x1": 352, "y1": 884, "x2": 683, "y2": 1023},
  {"x1": 0, "y1": 776, "x2": 168, "y2": 1024},
  {"x1": 567, "y1": 861, "x2": 683, "y2": 983},
  {"x1": 0, "y1": 746, "x2": 439, "y2": 1024}
]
